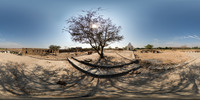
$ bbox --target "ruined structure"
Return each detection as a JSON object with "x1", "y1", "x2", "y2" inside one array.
[
  {"x1": 21, "y1": 47, "x2": 83, "y2": 55},
  {"x1": 70, "y1": 47, "x2": 82, "y2": 52},
  {"x1": 22, "y1": 48, "x2": 54, "y2": 55}
]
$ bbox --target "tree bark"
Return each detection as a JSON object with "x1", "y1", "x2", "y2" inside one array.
[
  {"x1": 100, "y1": 53, "x2": 104, "y2": 58},
  {"x1": 100, "y1": 47, "x2": 104, "y2": 58},
  {"x1": 91, "y1": 44, "x2": 104, "y2": 58}
]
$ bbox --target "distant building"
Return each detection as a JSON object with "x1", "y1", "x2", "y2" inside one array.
[
  {"x1": 70, "y1": 47, "x2": 82, "y2": 52},
  {"x1": 127, "y1": 43, "x2": 134, "y2": 51},
  {"x1": 22, "y1": 48, "x2": 52, "y2": 55}
]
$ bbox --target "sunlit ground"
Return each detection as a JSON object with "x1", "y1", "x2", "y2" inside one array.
[{"x1": 0, "y1": 50, "x2": 200, "y2": 99}]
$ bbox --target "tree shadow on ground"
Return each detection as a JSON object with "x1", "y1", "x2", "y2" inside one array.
[
  {"x1": 1, "y1": 61, "x2": 200, "y2": 99},
  {"x1": 0, "y1": 62, "x2": 97, "y2": 97},
  {"x1": 94, "y1": 56, "x2": 127, "y2": 66},
  {"x1": 104, "y1": 64, "x2": 200, "y2": 98}
]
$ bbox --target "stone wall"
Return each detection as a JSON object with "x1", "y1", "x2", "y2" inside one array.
[
  {"x1": 22, "y1": 48, "x2": 51, "y2": 55},
  {"x1": 6, "y1": 48, "x2": 22, "y2": 53}
]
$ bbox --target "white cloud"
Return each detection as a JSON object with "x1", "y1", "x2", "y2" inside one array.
[
  {"x1": 152, "y1": 40, "x2": 200, "y2": 47},
  {"x1": 150, "y1": 35, "x2": 200, "y2": 47},
  {"x1": 183, "y1": 35, "x2": 200, "y2": 40},
  {"x1": 0, "y1": 42, "x2": 23, "y2": 48},
  {"x1": 152, "y1": 40, "x2": 182, "y2": 47}
]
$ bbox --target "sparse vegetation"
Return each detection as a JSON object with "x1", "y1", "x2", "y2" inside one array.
[
  {"x1": 123, "y1": 46, "x2": 127, "y2": 50},
  {"x1": 192, "y1": 46, "x2": 199, "y2": 49},
  {"x1": 145, "y1": 44, "x2": 153, "y2": 49},
  {"x1": 49, "y1": 45, "x2": 61, "y2": 55}
]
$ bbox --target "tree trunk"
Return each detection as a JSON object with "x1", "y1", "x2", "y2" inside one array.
[
  {"x1": 91, "y1": 46, "x2": 104, "y2": 58},
  {"x1": 100, "y1": 47, "x2": 104, "y2": 58},
  {"x1": 100, "y1": 53, "x2": 104, "y2": 58},
  {"x1": 95, "y1": 49, "x2": 101, "y2": 56}
]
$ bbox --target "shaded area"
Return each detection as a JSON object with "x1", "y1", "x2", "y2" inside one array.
[
  {"x1": 0, "y1": 62, "x2": 96, "y2": 97},
  {"x1": 68, "y1": 58, "x2": 141, "y2": 78},
  {"x1": 1, "y1": 60, "x2": 200, "y2": 99},
  {"x1": 72, "y1": 56, "x2": 139, "y2": 68}
]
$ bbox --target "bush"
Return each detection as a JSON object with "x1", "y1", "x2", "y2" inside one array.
[{"x1": 145, "y1": 44, "x2": 153, "y2": 49}]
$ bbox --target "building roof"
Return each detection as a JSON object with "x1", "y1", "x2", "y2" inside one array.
[{"x1": 128, "y1": 43, "x2": 133, "y2": 47}]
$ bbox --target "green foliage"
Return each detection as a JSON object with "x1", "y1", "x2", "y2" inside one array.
[
  {"x1": 164, "y1": 47, "x2": 172, "y2": 49},
  {"x1": 108, "y1": 46, "x2": 112, "y2": 50},
  {"x1": 49, "y1": 45, "x2": 61, "y2": 55},
  {"x1": 49, "y1": 45, "x2": 61, "y2": 50},
  {"x1": 135, "y1": 48, "x2": 141, "y2": 49},
  {"x1": 157, "y1": 47, "x2": 163, "y2": 49},
  {"x1": 145, "y1": 44, "x2": 153, "y2": 49},
  {"x1": 123, "y1": 46, "x2": 127, "y2": 50},
  {"x1": 192, "y1": 46, "x2": 199, "y2": 49}
]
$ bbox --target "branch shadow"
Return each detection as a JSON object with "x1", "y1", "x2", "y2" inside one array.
[
  {"x1": 101, "y1": 64, "x2": 200, "y2": 98},
  {"x1": 94, "y1": 56, "x2": 126, "y2": 66},
  {"x1": 0, "y1": 62, "x2": 97, "y2": 98},
  {"x1": 1, "y1": 60, "x2": 200, "y2": 99}
]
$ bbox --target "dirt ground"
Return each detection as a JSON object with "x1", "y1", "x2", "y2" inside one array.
[
  {"x1": 1, "y1": 50, "x2": 200, "y2": 99},
  {"x1": 134, "y1": 50, "x2": 190, "y2": 64},
  {"x1": 75, "y1": 50, "x2": 135, "y2": 65},
  {"x1": 25, "y1": 52, "x2": 88, "y2": 60},
  {"x1": 18, "y1": 50, "x2": 192, "y2": 64}
]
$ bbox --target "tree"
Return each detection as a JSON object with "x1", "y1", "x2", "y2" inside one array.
[
  {"x1": 192, "y1": 46, "x2": 199, "y2": 49},
  {"x1": 108, "y1": 46, "x2": 112, "y2": 50},
  {"x1": 49, "y1": 45, "x2": 61, "y2": 55},
  {"x1": 64, "y1": 8, "x2": 123, "y2": 58},
  {"x1": 123, "y1": 46, "x2": 127, "y2": 50},
  {"x1": 157, "y1": 47, "x2": 163, "y2": 49},
  {"x1": 164, "y1": 47, "x2": 172, "y2": 49},
  {"x1": 145, "y1": 44, "x2": 153, "y2": 49}
]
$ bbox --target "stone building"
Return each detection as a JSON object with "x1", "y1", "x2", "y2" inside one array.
[
  {"x1": 127, "y1": 43, "x2": 134, "y2": 51},
  {"x1": 22, "y1": 48, "x2": 52, "y2": 55}
]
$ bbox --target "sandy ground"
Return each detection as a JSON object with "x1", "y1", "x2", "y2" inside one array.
[
  {"x1": 25, "y1": 52, "x2": 88, "y2": 60},
  {"x1": 0, "y1": 53, "x2": 70, "y2": 70},
  {"x1": 134, "y1": 50, "x2": 190, "y2": 64},
  {"x1": 75, "y1": 50, "x2": 135, "y2": 65},
  {"x1": 1, "y1": 51, "x2": 200, "y2": 99},
  {"x1": 0, "y1": 53, "x2": 81, "y2": 97}
]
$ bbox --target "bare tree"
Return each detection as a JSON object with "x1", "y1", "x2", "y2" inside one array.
[{"x1": 64, "y1": 8, "x2": 123, "y2": 58}]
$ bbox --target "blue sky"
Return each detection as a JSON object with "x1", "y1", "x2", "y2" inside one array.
[{"x1": 1, "y1": 0, "x2": 200, "y2": 48}]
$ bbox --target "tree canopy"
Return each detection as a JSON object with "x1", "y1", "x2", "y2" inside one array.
[
  {"x1": 145, "y1": 44, "x2": 153, "y2": 49},
  {"x1": 49, "y1": 45, "x2": 61, "y2": 55}
]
